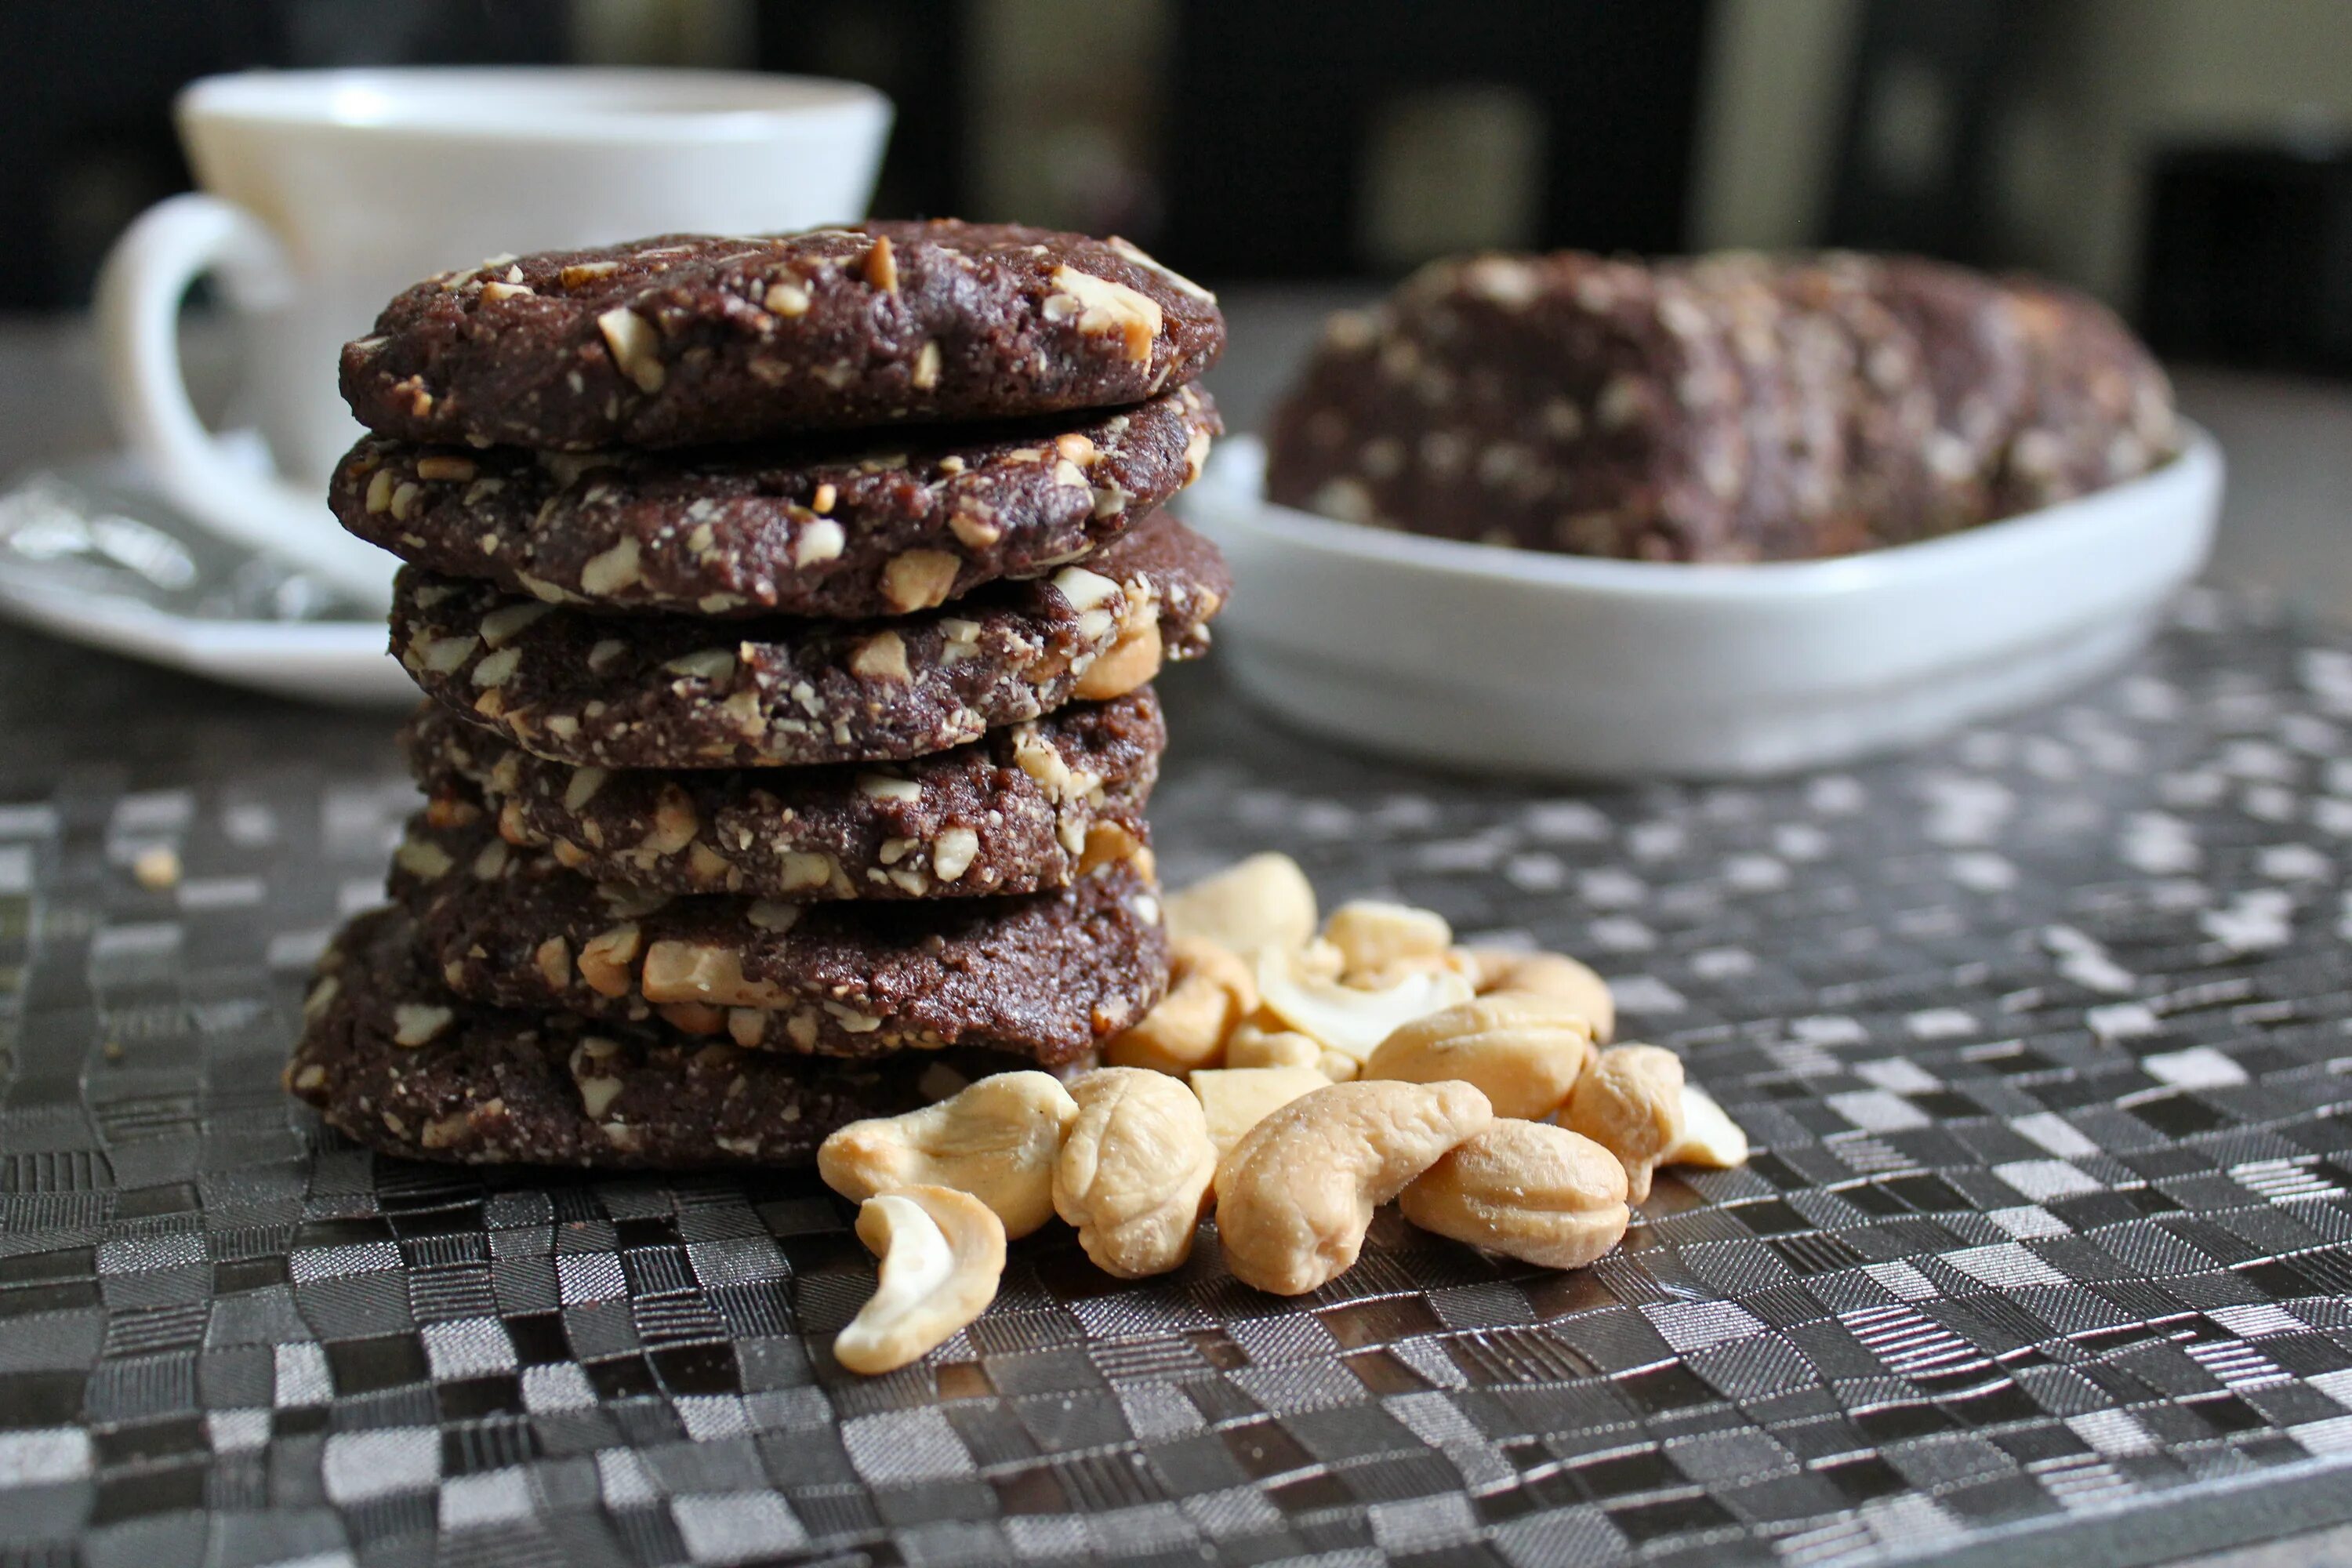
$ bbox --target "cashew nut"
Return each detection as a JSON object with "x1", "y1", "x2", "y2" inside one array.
[
  {"x1": 1464, "y1": 948, "x2": 1614, "y2": 1044},
  {"x1": 1323, "y1": 900, "x2": 1453, "y2": 984},
  {"x1": 1399, "y1": 1120, "x2": 1630, "y2": 1270},
  {"x1": 1225, "y1": 1018, "x2": 1357, "y2": 1080},
  {"x1": 817, "y1": 1071, "x2": 1077, "y2": 1238},
  {"x1": 1667, "y1": 1083, "x2": 1750, "y2": 1169},
  {"x1": 833, "y1": 1185, "x2": 1004, "y2": 1375},
  {"x1": 1363, "y1": 993, "x2": 1595, "y2": 1119},
  {"x1": 1559, "y1": 1044, "x2": 1685, "y2": 1203},
  {"x1": 1105, "y1": 936, "x2": 1255, "y2": 1075},
  {"x1": 1163, "y1": 853, "x2": 1317, "y2": 953},
  {"x1": 1052, "y1": 1069, "x2": 1217, "y2": 1277},
  {"x1": 1255, "y1": 946, "x2": 1473, "y2": 1069},
  {"x1": 1214, "y1": 1080, "x2": 1492, "y2": 1294},
  {"x1": 1189, "y1": 1065, "x2": 1330, "y2": 1161}
]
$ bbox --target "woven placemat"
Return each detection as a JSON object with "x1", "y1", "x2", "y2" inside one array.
[{"x1": 3, "y1": 592, "x2": 2351, "y2": 1568}]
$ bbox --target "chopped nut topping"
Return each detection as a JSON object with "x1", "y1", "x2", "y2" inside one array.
[
  {"x1": 764, "y1": 278, "x2": 811, "y2": 316},
  {"x1": 414, "y1": 455, "x2": 477, "y2": 482},
  {"x1": 912, "y1": 340, "x2": 941, "y2": 389},
  {"x1": 865, "y1": 234, "x2": 898, "y2": 293},
  {"x1": 932, "y1": 826, "x2": 980, "y2": 881},
  {"x1": 1044, "y1": 266, "x2": 1163, "y2": 362},
  {"x1": 881, "y1": 550, "x2": 960, "y2": 613},
  {"x1": 795, "y1": 517, "x2": 844, "y2": 566},
  {"x1": 596, "y1": 307, "x2": 666, "y2": 393},
  {"x1": 479, "y1": 601, "x2": 550, "y2": 648},
  {"x1": 579, "y1": 536, "x2": 642, "y2": 597},
  {"x1": 850, "y1": 630, "x2": 911, "y2": 682},
  {"x1": 391, "y1": 1004, "x2": 453, "y2": 1047}
]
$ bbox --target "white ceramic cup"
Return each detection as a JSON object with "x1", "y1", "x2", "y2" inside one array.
[{"x1": 96, "y1": 67, "x2": 892, "y2": 602}]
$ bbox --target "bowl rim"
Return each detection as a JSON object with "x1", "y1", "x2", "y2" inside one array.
[{"x1": 1195, "y1": 424, "x2": 2223, "y2": 604}]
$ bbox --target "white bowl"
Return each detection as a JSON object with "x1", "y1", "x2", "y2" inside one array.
[{"x1": 1182, "y1": 430, "x2": 2223, "y2": 779}]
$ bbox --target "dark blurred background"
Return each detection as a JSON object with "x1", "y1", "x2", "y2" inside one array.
[{"x1": 4, "y1": 0, "x2": 2352, "y2": 374}]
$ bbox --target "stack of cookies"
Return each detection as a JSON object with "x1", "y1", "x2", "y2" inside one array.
[{"x1": 286, "y1": 220, "x2": 1230, "y2": 1169}]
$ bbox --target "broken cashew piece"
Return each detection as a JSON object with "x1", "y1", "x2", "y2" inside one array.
[
  {"x1": 1215, "y1": 1080, "x2": 1492, "y2": 1294},
  {"x1": 1323, "y1": 900, "x2": 1452, "y2": 985},
  {"x1": 1363, "y1": 993, "x2": 1595, "y2": 1120},
  {"x1": 1105, "y1": 935, "x2": 1256, "y2": 1075},
  {"x1": 1227, "y1": 1018, "x2": 1357, "y2": 1081},
  {"x1": 1163, "y1": 852, "x2": 1317, "y2": 954},
  {"x1": 817, "y1": 1071, "x2": 1078, "y2": 1238},
  {"x1": 1560, "y1": 1044, "x2": 1685, "y2": 1203},
  {"x1": 1255, "y1": 947, "x2": 1473, "y2": 1070},
  {"x1": 1666, "y1": 1083, "x2": 1750, "y2": 1169},
  {"x1": 1464, "y1": 948, "x2": 1615, "y2": 1044},
  {"x1": 1400, "y1": 1120, "x2": 1630, "y2": 1270},
  {"x1": 833, "y1": 1185, "x2": 1004, "y2": 1376},
  {"x1": 1190, "y1": 1065, "x2": 1330, "y2": 1162},
  {"x1": 1053, "y1": 1069, "x2": 1218, "y2": 1278}
]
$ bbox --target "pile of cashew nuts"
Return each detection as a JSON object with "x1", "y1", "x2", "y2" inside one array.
[{"x1": 816, "y1": 853, "x2": 1751, "y2": 1374}]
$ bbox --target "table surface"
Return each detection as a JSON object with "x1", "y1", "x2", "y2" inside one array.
[{"x1": 3, "y1": 305, "x2": 2352, "y2": 1568}]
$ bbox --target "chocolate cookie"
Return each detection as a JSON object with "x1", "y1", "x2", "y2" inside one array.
[
  {"x1": 287, "y1": 907, "x2": 1059, "y2": 1169},
  {"x1": 335, "y1": 386, "x2": 1219, "y2": 619},
  {"x1": 1265, "y1": 251, "x2": 2177, "y2": 563},
  {"x1": 394, "y1": 510, "x2": 1228, "y2": 769},
  {"x1": 402, "y1": 688, "x2": 1164, "y2": 900},
  {"x1": 1997, "y1": 278, "x2": 2178, "y2": 514},
  {"x1": 1267, "y1": 253, "x2": 1802, "y2": 562},
  {"x1": 341, "y1": 222, "x2": 1226, "y2": 450},
  {"x1": 388, "y1": 817, "x2": 1167, "y2": 1064}
]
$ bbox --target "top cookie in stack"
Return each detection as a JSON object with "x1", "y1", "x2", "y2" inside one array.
[{"x1": 290, "y1": 220, "x2": 1231, "y2": 1171}]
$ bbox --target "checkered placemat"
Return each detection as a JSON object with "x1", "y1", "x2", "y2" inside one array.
[{"x1": 4, "y1": 590, "x2": 2352, "y2": 1568}]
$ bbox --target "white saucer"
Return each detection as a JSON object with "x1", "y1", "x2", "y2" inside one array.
[
  {"x1": 1181, "y1": 430, "x2": 2224, "y2": 780},
  {"x1": 0, "y1": 455, "x2": 412, "y2": 708}
]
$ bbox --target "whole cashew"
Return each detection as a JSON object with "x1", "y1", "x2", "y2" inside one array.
[
  {"x1": 1464, "y1": 948, "x2": 1615, "y2": 1044},
  {"x1": 1560, "y1": 1044, "x2": 1685, "y2": 1203},
  {"x1": 1214, "y1": 1080, "x2": 1492, "y2": 1294},
  {"x1": 817, "y1": 1071, "x2": 1078, "y2": 1238},
  {"x1": 1163, "y1": 853, "x2": 1317, "y2": 953},
  {"x1": 1105, "y1": 936, "x2": 1256, "y2": 1075},
  {"x1": 833, "y1": 1185, "x2": 1004, "y2": 1375},
  {"x1": 1052, "y1": 1069, "x2": 1217, "y2": 1277},
  {"x1": 1363, "y1": 993, "x2": 1595, "y2": 1119},
  {"x1": 1400, "y1": 1120, "x2": 1629, "y2": 1269}
]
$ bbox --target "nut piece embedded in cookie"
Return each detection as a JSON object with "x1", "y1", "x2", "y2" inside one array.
[
  {"x1": 1399, "y1": 1120, "x2": 1630, "y2": 1269},
  {"x1": 833, "y1": 1185, "x2": 1005, "y2": 1376}
]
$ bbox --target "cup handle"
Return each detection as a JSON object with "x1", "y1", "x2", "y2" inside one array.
[{"x1": 95, "y1": 193, "x2": 393, "y2": 604}]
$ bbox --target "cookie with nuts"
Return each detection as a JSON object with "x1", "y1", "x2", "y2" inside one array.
[
  {"x1": 285, "y1": 906, "x2": 1058, "y2": 1169},
  {"x1": 340, "y1": 221, "x2": 1226, "y2": 450},
  {"x1": 402, "y1": 689, "x2": 1164, "y2": 901},
  {"x1": 333, "y1": 385, "x2": 1220, "y2": 619},
  {"x1": 388, "y1": 814, "x2": 1169, "y2": 1065},
  {"x1": 1265, "y1": 250, "x2": 2176, "y2": 562},
  {"x1": 393, "y1": 509, "x2": 1228, "y2": 769}
]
